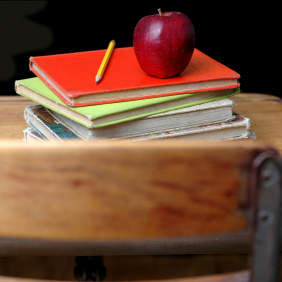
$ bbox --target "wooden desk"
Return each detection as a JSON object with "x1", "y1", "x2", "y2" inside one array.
[
  {"x1": 0, "y1": 93, "x2": 281, "y2": 258},
  {"x1": 0, "y1": 93, "x2": 281, "y2": 153},
  {"x1": 1, "y1": 94, "x2": 281, "y2": 280}
]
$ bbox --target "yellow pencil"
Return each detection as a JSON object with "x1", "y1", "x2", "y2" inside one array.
[{"x1": 96, "y1": 40, "x2": 116, "y2": 83}]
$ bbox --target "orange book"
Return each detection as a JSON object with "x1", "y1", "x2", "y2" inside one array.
[{"x1": 29, "y1": 47, "x2": 240, "y2": 107}]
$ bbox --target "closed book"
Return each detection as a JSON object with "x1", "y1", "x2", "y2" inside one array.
[
  {"x1": 15, "y1": 77, "x2": 239, "y2": 128},
  {"x1": 47, "y1": 99, "x2": 235, "y2": 140},
  {"x1": 128, "y1": 114, "x2": 255, "y2": 142},
  {"x1": 29, "y1": 47, "x2": 240, "y2": 106},
  {"x1": 24, "y1": 105, "x2": 80, "y2": 141}
]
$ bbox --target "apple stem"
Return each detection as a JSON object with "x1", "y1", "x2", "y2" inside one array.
[{"x1": 158, "y1": 8, "x2": 162, "y2": 16}]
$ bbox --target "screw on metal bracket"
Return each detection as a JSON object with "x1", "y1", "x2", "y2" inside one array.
[
  {"x1": 258, "y1": 209, "x2": 274, "y2": 226},
  {"x1": 74, "y1": 256, "x2": 107, "y2": 281}
]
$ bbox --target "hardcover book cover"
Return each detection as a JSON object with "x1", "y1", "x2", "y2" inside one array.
[
  {"x1": 15, "y1": 77, "x2": 239, "y2": 128},
  {"x1": 29, "y1": 47, "x2": 240, "y2": 106},
  {"x1": 24, "y1": 105, "x2": 80, "y2": 141}
]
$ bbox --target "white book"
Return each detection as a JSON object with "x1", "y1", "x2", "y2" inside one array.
[{"x1": 127, "y1": 114, "x2": 255, "y2": 142}]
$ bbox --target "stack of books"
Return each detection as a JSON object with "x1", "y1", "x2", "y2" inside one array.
[{"x1": 15, "y1": 47, "x2": 255, "y2": 142}]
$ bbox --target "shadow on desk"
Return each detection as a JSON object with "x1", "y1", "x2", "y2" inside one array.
[{"x1": 0, "y1": 255, "x2": 250, "y2": 281}]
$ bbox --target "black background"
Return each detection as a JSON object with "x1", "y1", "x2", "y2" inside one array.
[{"x1": 0, "y1": 1, "x2": 279, "y2": 97}]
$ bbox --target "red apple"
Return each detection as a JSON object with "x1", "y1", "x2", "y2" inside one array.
[{"x1": 133, "y1": 9, "x2": 195, "y2": 78}]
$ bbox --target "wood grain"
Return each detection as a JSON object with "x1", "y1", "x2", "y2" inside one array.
[
  {"x1": 0, "y1": 140, "x2": 275, "y2": 241},
  {"x1": 231, "y1": 93, "x2": 282, "y2": 102},
  {"x1": 0, "y1": 96, "x2": 36, "y2": 139}
]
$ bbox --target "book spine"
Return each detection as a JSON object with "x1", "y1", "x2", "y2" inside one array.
[
  {"x1": 29, "y1": 60, "x2": 76, "y2": 107},
  {"x1": 25, "y1": 105, "x2": 81, "y2": 141}
]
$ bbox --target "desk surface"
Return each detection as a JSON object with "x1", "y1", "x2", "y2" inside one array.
[{"x1": 0, "y1": 93, "x2": 282, "y2": 153}]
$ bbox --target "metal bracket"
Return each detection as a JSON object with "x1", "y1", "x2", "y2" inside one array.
[{"x1": 250, "y1": 151, "x2": 282, "y2": 282}]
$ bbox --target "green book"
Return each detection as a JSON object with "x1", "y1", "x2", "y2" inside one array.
[{"x1": 15, "y1": 77, "x2": 239, "y2": 128}]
